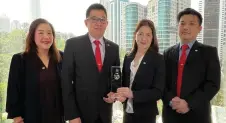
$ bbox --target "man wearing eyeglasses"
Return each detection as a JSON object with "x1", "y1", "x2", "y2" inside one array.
[{"x1": 61, "y1": 3, "x2": 120, "y2": 123}]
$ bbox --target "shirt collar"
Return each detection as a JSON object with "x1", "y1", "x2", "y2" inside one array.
[
  {"x1": 88, "y1": 33, "x2": 104, "y2": 45},
  {"x1": 179, "y1": 40, "x2": 196, "y2": 50}
]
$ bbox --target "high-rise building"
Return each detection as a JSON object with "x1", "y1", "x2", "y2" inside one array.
[
  {"x1": 197, "y1": 0, "x2": 204, "y2": 44},
  {"x1": 110, "y1": 0, "x2": 129, "y2": 47},
  {"x1": 147, "y1": 0, "x2": 191, "y2": 53},
  {"x1": 123, "y1": 2, "x2": 147, "y2": 52},
  {"x1": 218, "y1": 0, "x2": 226, "y2": 118},
  {"x1": 21, "y1": 22, "x2": 30, "y2": 32},
  {"x1": 30, "y1": 0, "x2": 41, "y2": 22},
  {"x1": 203, "y1": 0, "x2": 220, "y2": 49},
  {"x1": 198, "y1": 0, "x2": 225, "y2": 62},
  {"x1": 100, "y1": 0, "x2": 112, "y2": 40},
  {"x1": 219, "y1": 0, "x2": 226, "y2": 63},
  {"x1": 220, "y1": 0, "x2": 226, "y2": 107},
  {"x1": 10, "y1": 20, "x2": 21, "y2": 31},
  {"x1": 0, "y1": 14, "x2": 10, "y2": 32}
]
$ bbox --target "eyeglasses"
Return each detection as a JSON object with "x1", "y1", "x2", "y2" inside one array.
[{"x1": 87, "y1": 16, "x2": 107, "y2": 24}]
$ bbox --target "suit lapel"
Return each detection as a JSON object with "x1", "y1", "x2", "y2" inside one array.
[
  {"x1": 185, "y1": 41, "x2": 201, "y2": 65},
  {"x1": 84, "y1": 35, "x2": 112, "y2": 74},
  {"x1": 125, "y1": 53, "x2": 135, "y2": 87},
  {"x1": 83, "y1": 33, "x2": 100, "y2": 73},
  {"x1": 130, "y1": 50, "x2": 151, "y2": 89},
  {"x1": 172, "y1": 44, "x2": 180, "y2": 64},
  {"x1": 180, "y1": 41, "x2": 202, "y2": 97},
  {"x1": 101, "y1": 38, "x2": 111, "y2": 73},
  {"x1": 170, "y1": 44, "x2": 180, "y2": 93}
]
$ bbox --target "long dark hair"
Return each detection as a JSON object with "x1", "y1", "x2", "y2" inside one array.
[
  {"x1": 24, "y1": 18, "x2": 61, "y2": 63},
  {"x1": 130, "y1": 19, "x2": 159, "y2": 54}
]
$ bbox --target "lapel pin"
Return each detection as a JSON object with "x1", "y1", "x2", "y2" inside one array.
[
  {"x1": 42, "y1": 67, "x2": 45, "y2": 69},
  {"x1": 195, "y1": 50, "x2": 198, "y2": 52},
  {"x1": 143, "y1": 62, "x2": 146, "y2": 64}
]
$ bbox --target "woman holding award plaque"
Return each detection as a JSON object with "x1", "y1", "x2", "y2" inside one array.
[{"x1": 116, "y1": 19, "x2": 165, "y2": 123}]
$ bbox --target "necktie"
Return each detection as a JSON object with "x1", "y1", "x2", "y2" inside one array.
[
  {"x1": 177, "y1": 44, "x2": 189, "y2": 97},
  {"x1": 94, "y1": 40, "x2": 102, "y2": 72}
]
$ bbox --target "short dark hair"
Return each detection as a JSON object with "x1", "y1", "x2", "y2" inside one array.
[
  {"x1": 86, "y1": 3, "x2": 107, "y2": 18},
  {"x1": 177, "y1": 8, "x2": 203, "y2": 26}
]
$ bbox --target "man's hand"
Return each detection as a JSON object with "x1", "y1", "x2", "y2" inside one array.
[
  {"x1": 69, "y1": 117, "x2": 81, "y2": 123},
  {"x1": 175, "y1": 99, "x2": 190, "y2": 114},
  {"x1": 117, "y1": 87, "x2": 133, "y2": 99},
  {"x1": 103, "y1": 92, "x2": 115, "y2": 103},
  {"x1": 13, "y1": 116, "x2": 24, "y2": 123},
  {"x1": 114, "y1": 92, "x2": 127, "y2": 103},
  {"x1": 171, "y1": 97, "x2": 180, "y2": 110},
  {"x1": 171, "y1": 97, "x2": 190, "y2": 114}
]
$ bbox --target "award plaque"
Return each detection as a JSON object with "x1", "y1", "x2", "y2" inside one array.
[{"x1": 111, "y1": 66, "x2": 122, "y2": 92}]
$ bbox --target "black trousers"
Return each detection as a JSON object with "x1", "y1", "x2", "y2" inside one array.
[
  {"x1": 123, "y1": 112, "x2": 156, "y2": 123},
  {"x1": 95, "y1": 116, "x2": 103, "y2": 123}
]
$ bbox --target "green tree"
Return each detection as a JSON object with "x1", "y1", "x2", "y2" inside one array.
[
  {"x1": 0, "y1": 32, "x2": 9, "y2": 53},
  {"x1": 6, "y1": 29, "x2": 26, "y2": 53},
  {"x1": 0, "y1": 54, "x2": 12, "y2": 83},
  {"x1": 211, "y1": 89, "x2": 225, "y2": 106},
  {"x1": 0, "y1": 82, "x2": 7, "y2": 122},
  {"x1": 0, "y1": 29, "x2": 25, "y2": 54},
  {"x1": 56, "y1": 38, "x2": 65, "y2": 51}
]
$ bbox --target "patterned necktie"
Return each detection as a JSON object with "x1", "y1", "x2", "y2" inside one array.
[
  {"x1": 94, "y1": 40, "x2": 102, "y2": 72},
  {"x1": 177, "y1": 44, "x2": 189, "y2": 97}
]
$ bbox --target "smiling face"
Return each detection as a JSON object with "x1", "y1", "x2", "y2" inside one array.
[
  {"x1": 85, "y1": 9, "x2": 108, "y2": 39},
  {"x1": 178, "y1": 14, "x2": 202, "y2": 43},
  {"x1": 135, "y1": 25, "x2": 153, "y2": 50},
  {"x1": 34, "y1": 23, "x2": 54, "y2": 51}
]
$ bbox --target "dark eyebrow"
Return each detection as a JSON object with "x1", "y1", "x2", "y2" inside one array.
[
  {"x1": 37, "y1": 30, "x2": 52, "y2": 32},
  {"x1": 180, "y1": 20, "x2": 196, "y2": 23}
]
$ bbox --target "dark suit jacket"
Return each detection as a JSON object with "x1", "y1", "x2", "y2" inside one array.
[
  {"x1": 122, "y1": 49, "x2": 165, "y2": 119},
  {"x1": 6, "y1": 51, "x2": 64, "y2": 123},
  {"x1": 61, "y1": 33, "x2": 120, "y2": 123},
  {"x1": 162, "y1": 41, "x2": 221, "y2": 123}
]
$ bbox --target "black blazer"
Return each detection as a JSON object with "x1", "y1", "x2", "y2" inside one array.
[
  {"x1": 162, "y1": 41, "x2": 221, "y2": 123},
  {"x1": 6, "y1": 51, "x2": 64, "y2": 123},
  {"x1": 122, "y1": 49, "x2": 165, "y2": 117},
  {"x1": 61, "y1": 33, "x2": 120, "y2": 123}
]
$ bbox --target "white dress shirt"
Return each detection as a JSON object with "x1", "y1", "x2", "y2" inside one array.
[{"x1": 88, "y1": 34, "x2": 105, "y2": 63}]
